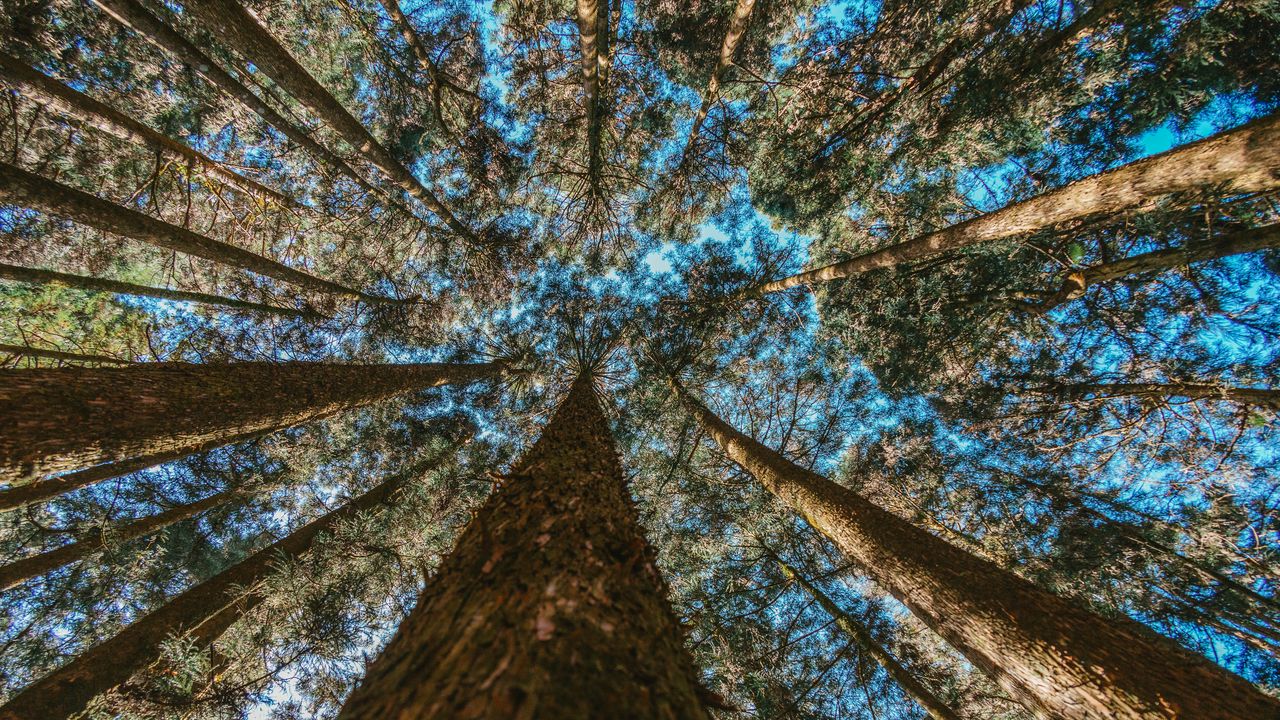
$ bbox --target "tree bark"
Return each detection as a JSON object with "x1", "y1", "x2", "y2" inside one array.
[
  {"x1": 775, "y1": 558, "x2": 963, "y2": 720},
  {"x1": 0, "y1": 360, "x2": 500, "y2": 484},
  {"x1": 0, "y1": 447, "x2": 212, "y2": 511},
  {"x1": 1029, "y1": 380, "x2": 1280, "y2": 410},
  {"x1": 89, "y1": 0, "x2": 399, "y2": 210},
  {"x1": 677, "y1": 0, "x2": 756, "y2": 168},
  {"x1": 0, "y1": 343, "x2": 133, "y2": 366},
  {"x1": 0, "y1": 162, "x2": 399, "y2": 303},
  {"x1": 180, "y1": 0, "x2": 480, "y2": 246},
  {"x1": 337, "y1": 377, "x2": 711, "y2": 719},
  {"x1": 0, "y1": 460, "x2": 425, "y2": 720},
  {"x1": 670, "y1": 378, "x2": 1280, "y2": 719},
  {"x1": 0, "y1": 262, "x2": 323, "y2": 320},
  {"x1": 749, "y1": 110, "x2": 1280, "y2": 295},
  {"x1": 0, "y1": 53, "x2": 291, "y2": 206},
  {"x1": 577, "y1": 0, "x2": 611, "y2": 186},
  {"x1": 0, "y1": 487, "x2": 245, "y2": 590}
]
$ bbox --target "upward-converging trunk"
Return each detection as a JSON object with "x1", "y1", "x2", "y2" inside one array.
[
  {"x1": 0, "y1": 343, "x2": 133, "y2": 366},
  {"x1": 0, "y1": 457, "x2": 435, "y2": 720},
  {"x1": 577, "y1": 0, "x2": 611, "y2": 186},
  {"x1": 0, "y1": 361, "x2": 500, "y2": 484},
  {"x1": 180, "y1": 0, "x2": 480, "y2": 246},
  {"x1": 1028, "y1": 380, "x2": 1280, "y2": 410},
  {"x1": 749, "y1": 111, "x2": 1280, "y2": 296},
  {"x1": 678, "y1": 0, "x2": 756, "y2": 168},
  {"x1": 671, "y1": 379, "x2": 1280, "y2": 719},
  {"x1": 337, "y1": 377, "x2": 710, "y2": 719}
]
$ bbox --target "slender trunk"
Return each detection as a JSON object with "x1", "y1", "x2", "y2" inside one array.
[
  {"x1": 678, "y1": 0, "x2": 756, "y2": 167},
  {"x1": 0, "y1": 262, "x2": 322, "y2": 320},
  {"x1": 338, "y1": 378, "x2": 710, "y2": 719},
  {"x1": 775, "y1": 558, "x2": 963, "y2": 720},
  {"x1": 0, "y1": 162, "x2": 398, "y2": 303},
  {"x1": 0, "y1": 52, "x2": 291, "y2": 207},
  {"x1": 90, "y1": 0, "x2": 398, "y2": 210},
  {"x1": 180, "y1": 0, "x2": 479, "y2": 246},
  {"x1": 0, "y1": 447, "x2": 222, "y2": 511},
  {"x1": 0, "y1": 487, "x2": 244, "y2": 590},
  {"x1": 750, "y1": 111, "x2": 1280, "y2": 295},
  {"x1": 373, "y1": 0, "x2": 482, "y2": 116},
  {"x1": 670, "y1": 379, "x2": 1280, "y2": 719},
  {"x1": 0, "y1": 360, "x2": 500, "y2": 484},
  {"x1": 0, "y1": 460, "x2": 424, "y2": 720},
  {"x1": 0, "y1": 343, "x2": 133, "y2": 366},
  {"x1": 577, "y1": 0, "x2": 610, "y2": 186},
  {"x1": 1031, "y1": 380, "x2": 1280, "y2": 409},
  {"x1": 1036, "y1": 223, "x2": 1280, "y2": 311}
]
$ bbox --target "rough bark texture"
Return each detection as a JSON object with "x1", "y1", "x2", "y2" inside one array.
[
  {"x1": 180, "y1": 0, "x2": 479, "y2": 245},
  {"x1": 776, "y1": 559, "x2": 963, "y2": 720},
  {"x1": 0, "y1": 468, "x2": 415, "y2": 720},
  {"x1": 0, "y1": 162, "x2": 395, "y2": 301},
  {"x1": 1032, "y1": 380, "x2": 1280, "y2": 410},
  {"x1": 754, "y1": 111, "x2": 1280, "y2": 295},
  {"x1": 0, "y1": 361, "x2": 499, "y2": 484},
  {"x1": 0, "y1": 343, "x2": 133, "y2": 366},
  {"x1": 0, "y1": 487, "x2": 243, "y2": 590},
  {"x1": 337, "y1": 378, "x2": 710, "y2": 720},
  {"x1": 678, "y1": 0, "x2": 755, "y2": 167},
  {"x1": 0, "y1": 52, "x2": 291, "y2": 206},
  {"x1": 90, "y1": 0, "x2": 395, "y2": 208},
  {"x1": 672, "y1": 379, "x2": 1280, "y2": 719},
  {"x1": 0, "y1": 262, "x2": 321, "y2": 319}
]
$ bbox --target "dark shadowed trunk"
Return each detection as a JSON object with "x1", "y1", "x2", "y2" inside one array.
[
  {"x1": 0, "y1": 361, "x2": 499, "y2": 484},
  {"x1": 0, "y1": 343, "x2": 133, "y2": 366},
  {"x1": 1028, "y1": 380, "x2": 1280, "y2": 409},
  {"x1": 678, "y1": 0, "x2": 755, "y2": 168},
  {"x1": 0, "y1": 262, "x2": 322, "y2": 320},
  {"x1": 0, "y1": 459, "x2": 429, "y2": 720},
  {"x1": 775, "y1": 558, "x2": 963, "y2": 720},
  {"x1": 337, "y1": 377, "x2": 710, "y2": 719},
  {"x1": 0, "y1": 447, "x2": 219, "y2": 512},
  {"x1": 0, "y1": 162, "x2": 401, "y2": 303},
  {"x1": 671, "y1": 378, "x2": 1280, "y2": 719},
  {"x1": 750, "y1": 111, "x2": 1280, "y2": 295}
]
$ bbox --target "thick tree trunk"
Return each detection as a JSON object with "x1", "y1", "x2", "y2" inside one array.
[
  {"x1": 0, "y1": 262, "x2": 322, "y2": 320},
  {"x1": 1035, "y1": 222, "x2": 1280, "y2": 311},
  {"x1": 0, "y1": 52, "x2": 291, "y2": 206},
  {"x1": 0, "y1": 343, "x2": 133, "y2": 366},
  {"x1": 577, "y1": 0, "x2": 611, "y2": 185},
  {"x1": 337, "y1": 377, "x2": 710, "y2": 719},
  {"x1": 0, "y1": 487, "x2": 244, "y2": 590},
  {"x1": 1029, "y1": 380, "x2": 1280, "y2": 409},
  {"x1": 90, "y1": 0, "x2": 398, "y2": 210},
  {"x1": 180, "y1": 0, "x2": 480, "y2": 246},
  {"x1": 0, "y1": 461, "x2": 423, "y2": 720},
  {"x1": 0, "y1": 162, "x2": 401, "y2": 303},
  {"x1": 775, "y1": 558, "x2": 963, "y2": 720},
  {"x1": 670, "y1": 379, "x2": 1280, "y2": 719},
  {"x1": 750, "y1": 111, "x2": 1280, "y2": 295},
  {"x1": 0, "y1": 361, "x2": 499, "y2": 484},
  {"x1": 678, "y1": 0, "x2": 756, "y2": 167}
]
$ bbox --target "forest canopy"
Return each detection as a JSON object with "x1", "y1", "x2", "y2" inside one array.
[{"x1": 0, "y1": 0, "x2": 1279, "y2": 718}]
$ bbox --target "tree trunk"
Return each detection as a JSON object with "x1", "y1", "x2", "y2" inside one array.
[
  {"x1": 1035, "y1": 222, "x2": 1280, "y2": 311},
  {"x1": 0, "y1": 343, "x2": 133, "y2": 366},
  {"x1": 337, "y1": 377, "x2": 710, "y2": 719},
  {"x1": 678, "y1": 0, "x2": 756, "y2": 168},
  {"x1": 775, "y1": 558, "x2": 964, "y2": 720},
  {"x1": 179, "y1": 0, "x2": 480, "y2": 246},
  {"x1": 0, "y1": 162, "x2": 399, "y2": 303},
  {"x1": 0, "y1": 262, "x2": 323, "y2": 320},
  {"x1": 0, "y1": 459, "x2": 426, "y2": 720},
  {"x1": 1030, "y1": 380, "x2": 1280, "y2": 409},
  {"x1": 0, "y1": 360, "x2": 500, "y2": 484},
  {"x1": 577, "y1": 0, "x2": 611, "y2": 186},
  {"x1": 0, "y1": 487, "x2": 245, "y2": 590},
  {"x1": 374, "y1": 0, "x2": 482, "y2": 125},
  {"x1": 0, "y1": 447, "x2": 212, "y2": 511},
  {"x1": 749, "y1": 111, "x2": 1280, "y2": 295},
  {"x1": 670, "y1": 378, "x2": 1280, "y2": 719},
  {"x1": 89, "y1": 0, "x2": 399, "y2": 210}
]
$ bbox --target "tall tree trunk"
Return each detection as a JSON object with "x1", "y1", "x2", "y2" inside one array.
[
  {"x1": 577, "y1": 0, "x2": 611, "y2": 187},
  {"x1": 337, "y1": 377, "x2": 710, "y2": 719},
  {"x1": 373, "y1": 0, "x2": 482, "y2": 128},
  {"x1": 0, "y1": 487, "x2": 245, "y2": 590},
  {"x1": 1035, "y1": 222, "x2": 1280, "y2": 311},
  {"x1": 0, "y1": 343, "x2": 133, "y2": 366},
  {"x1": 748, "y1": 111, "x2": 1280, "y2": 296},
  {"x1": 670, "y1": 378, "x2": 1280, "y2": 719},
  {"x1": 0, "y1": 447, "x2": 212, "y2": 511},
  {"x1": 0, "y1": 360, "x2": 500, "y2": 484},
  {"x1": 1029, "y1": 380, "x2": 1280, "y2": 409},
  {"x1": 90, "y1": 0, "x2": 400, "y2": 211},
  {"x1": 179, "y1": 0, "x2": 480, "y2": 247},
  {"x1": 677, "y1": 0, "x2": 756, "y2": 168},
  {"x1": 774, "y1": 558, "x2": 963, "y2": 720},
  {"x1": 0, "y1": 162, "x2": 400, "y2": 303},
  {"x1": 0, "y1": 262, "x2": 322, "y2": 320},
  {"x1": 0, "y1": 52, "x2": 291, "y2": 207},
  {"x1": 0, "y1": 458, "x2": 431, "y2": 720}
]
